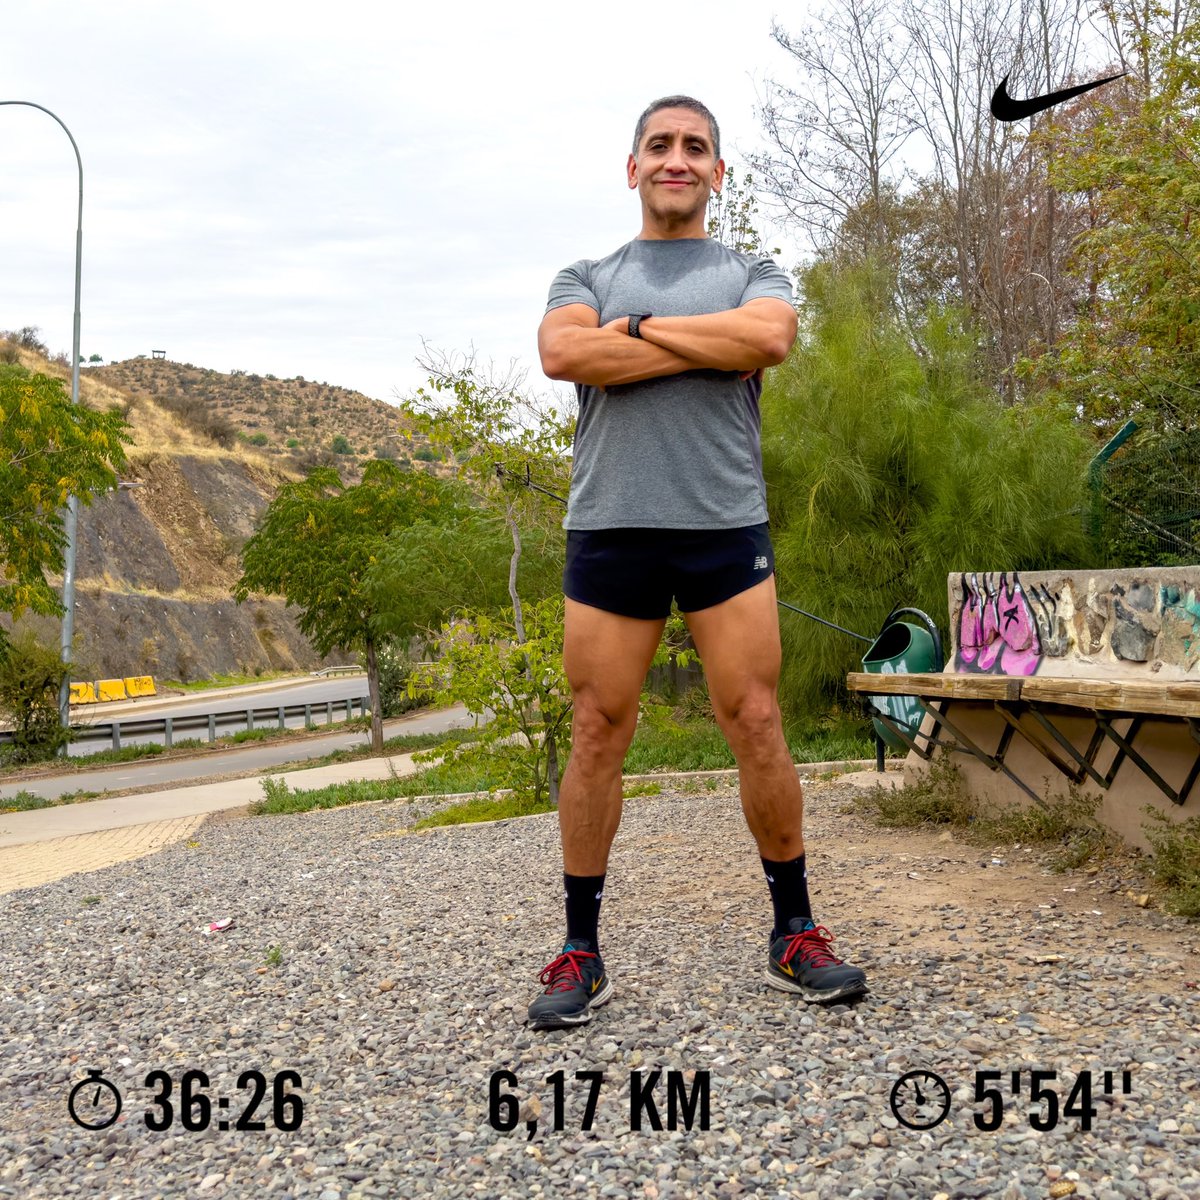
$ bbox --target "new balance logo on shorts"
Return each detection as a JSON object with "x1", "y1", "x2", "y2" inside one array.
[{"x1": 753, "y1": 555, "x2": 769, "y2": 570}]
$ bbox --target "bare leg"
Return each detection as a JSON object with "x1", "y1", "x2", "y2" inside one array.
[
  {"x1": 683, "y1": 575, "x2": 804, "y2": 860},
  {"x1": 559, "y1": 599, "x2": 667, "y2": 874}
]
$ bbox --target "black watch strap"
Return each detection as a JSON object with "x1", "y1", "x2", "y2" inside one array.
[{"x1": 628, "y1": 313, "x2": 652, "y2": 339}]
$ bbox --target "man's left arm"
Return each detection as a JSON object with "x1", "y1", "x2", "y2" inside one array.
[{"x1": 633, "y1": 298, "x2": 798, "y2": 372}]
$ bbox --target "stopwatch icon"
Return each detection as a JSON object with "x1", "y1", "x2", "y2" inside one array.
[
  {"x1": 889, "y1": 1069, "x2": 952, "y2": 1130},
  {"x1": 68, "y1": 1068, "x2": 123, "y2": 1130}
]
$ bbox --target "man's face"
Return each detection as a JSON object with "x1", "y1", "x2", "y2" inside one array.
[{"x1": 627, "y1": 107, "x2": 725, "y2": 229}]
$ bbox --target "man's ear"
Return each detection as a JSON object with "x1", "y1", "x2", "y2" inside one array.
[
  {"x1": 627, "y1": 152, "x2": 639, "y2": 190},
  {"x1": 710, "y1": 157, "x2": 726, "y2": 196}
]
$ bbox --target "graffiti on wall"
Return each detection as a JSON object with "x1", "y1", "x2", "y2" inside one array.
[{"x1": 955, "y1": 571, "x2": 1065, "y2": 675}]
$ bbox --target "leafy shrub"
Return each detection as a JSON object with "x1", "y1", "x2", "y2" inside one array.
[
  {"x1": 157, "y1": 392, "x2": 239, "y2": 447},
  {"x1": 0, "y1": 631, "x2": 71, "y2": 766},
  {"x1": 376, "y1": 640, "x2": 435, "y2": 717},
  {"x1": 1143, "y1": 809, "x2": 1200, "y2": 918}
]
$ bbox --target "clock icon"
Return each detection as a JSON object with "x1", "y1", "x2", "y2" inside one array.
[
  {"x1": 889, "y1": 1070, "x2": 951, "y2": 1130},
  {"x1": 68, "y1": 1069, "x2": 123, "y2": 1131}
]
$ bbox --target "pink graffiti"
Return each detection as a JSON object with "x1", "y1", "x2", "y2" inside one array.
[
  {"x1": 997, "y1": 573, "x2": 1041, "y2": 674},
  {"x1": 958, "y1": 574, "x2": 983, "y2": 664},
  {"x1": 955, "y1": 571, "x2": 1044, "y2": 676},
  {"x1": 977, "y1": 575, "x2": 1002, "y2": 671}
]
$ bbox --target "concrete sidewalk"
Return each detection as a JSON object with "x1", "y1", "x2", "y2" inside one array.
[
  {"x1": 0, "y1": 755, "x2": 899, "y2": 897},
  {"x1": 0, "y1": 750, "x2": 419, "y2": 896}
]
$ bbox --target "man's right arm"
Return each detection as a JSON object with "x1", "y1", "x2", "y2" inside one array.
[{"x1": 539, "y1": 304, "x2": 701, "y2": 388}]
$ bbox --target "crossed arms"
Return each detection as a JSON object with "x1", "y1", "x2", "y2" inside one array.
[{"x1": 538, "y1": 298, "x2": 798, "y2": 389}]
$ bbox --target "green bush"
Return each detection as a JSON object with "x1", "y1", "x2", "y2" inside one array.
[
  {"x1": 376, "y1": 640, "x2": 435, "y2": 717},
  {"x1": 763, "y1": 256, "x2": 1092, "y2": 723},
  {"x1": 0, "y1": 631, "x2": 71, "y2": 766},
  {"x1": 1143, "y1": 809, "x2": 1200, "y2": 918},
  {"x1": 331, "y1": 434, "x2": 353, "y2": 455}
]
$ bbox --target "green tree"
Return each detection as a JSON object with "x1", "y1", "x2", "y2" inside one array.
[
  {"x1": 0, "y1": 365, "x2": 131, "y2": 654},
  {"x1": 1037, "y1": 18, "x2": 1200, "y2": 431},
  {"x1": 233, "y1": 459, "x2": 454, "y2": 752},
  {"x1": 409, "y1": 595, "x2": 572, "y2": 807},
  {"x1": 706, "y1": 170, "x2": 781, "y2": 257},
  {"x1": 398, "y1": 355, "x2": 575, "y2": 799},
  {"x1": 763, "y1": 257, "x2": 1092, "y2": 722},
  {"x1": 365, "y1": 508, "x2": 562, "y2": 649}
]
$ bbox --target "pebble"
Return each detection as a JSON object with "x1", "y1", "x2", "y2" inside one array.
[{"x1": 0, "y1": 781, "x2": 1196, "y2": 1199}]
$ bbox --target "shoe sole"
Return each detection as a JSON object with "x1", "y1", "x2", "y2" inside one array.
[
  {"x1": 764, "y1": 967, "x2": 868, "y2": 1004},
  {"x1": 528, "y1": 977, "x2": 614, "y2": 1030}
]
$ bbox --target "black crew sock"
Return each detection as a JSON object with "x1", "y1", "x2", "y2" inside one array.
[
  {"x1": 761, "y1": 853, "x2": 813, "y2": 940},
  {"x1": 563, "y1": 872, "x2": 606, "y2": 952}
]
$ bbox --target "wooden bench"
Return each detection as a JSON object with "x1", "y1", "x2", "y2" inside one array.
[{"x1": 845, "y1": 671, "x2": 1200, "y2": 809}]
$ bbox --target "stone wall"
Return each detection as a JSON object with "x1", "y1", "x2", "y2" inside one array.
[{"x1": 946, "y1": 567, "x2": 1200, "y2": 680}]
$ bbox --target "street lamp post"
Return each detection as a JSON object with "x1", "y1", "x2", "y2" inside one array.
[{"x1": 1, "y1": 100, "x2": 84, "y2": 737}]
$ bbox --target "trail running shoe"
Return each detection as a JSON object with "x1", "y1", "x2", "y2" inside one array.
[
  {"x1": 767, "y1": 919, "x2": 868, "y2": 1003},
  {"x1": 527, "y1": 939, "x2": 613, "y2": 1030}
]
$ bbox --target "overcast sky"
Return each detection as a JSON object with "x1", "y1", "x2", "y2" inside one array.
[{"x1": 2, "y1": 0, "x2": 821, "y2": 407}]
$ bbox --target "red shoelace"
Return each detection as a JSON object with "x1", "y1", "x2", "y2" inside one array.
[
  {"x1": 779, "y1": 924, "x2": 843, "y2": 969},
  {"x1": 538, "y1": 949, "x2": 597, "y2": 994}
]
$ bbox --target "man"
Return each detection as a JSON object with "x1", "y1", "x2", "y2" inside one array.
[{"x1": 529, "y1": 95, "x2": 867, "y2": 1030}]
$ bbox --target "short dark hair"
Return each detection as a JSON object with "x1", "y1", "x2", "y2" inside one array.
[{"x1": 632, "y1": 95, "x2": 720, "y2": 160}]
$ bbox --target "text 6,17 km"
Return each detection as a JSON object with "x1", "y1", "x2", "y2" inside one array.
[{"x1": 489, "y1": 1070, "x2": 711, "y2": 1137}]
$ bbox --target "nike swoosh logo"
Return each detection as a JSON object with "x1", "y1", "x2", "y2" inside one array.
[{"x1": 990, "y1": 71, "x2": 1125, "y2": 122}]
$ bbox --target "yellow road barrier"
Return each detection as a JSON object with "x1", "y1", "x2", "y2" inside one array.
[
  {"x1": 69, "y1": 681, "x2": 97, "y2": 704},
  {"x1": 96, "y1": 678, "x2": 129, "y2": 702},
  {"x1": 124, "y1": 675, "x2": 157, "y2": 698}
]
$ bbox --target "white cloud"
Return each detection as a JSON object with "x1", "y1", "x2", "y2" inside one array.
[{"x1": 3, "y1": 0, "x2": 808, "y2": 400}]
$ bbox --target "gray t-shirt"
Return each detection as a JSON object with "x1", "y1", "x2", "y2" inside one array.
[{"x1": 545, "y1": 238, "x2": 795, "y2": 530}]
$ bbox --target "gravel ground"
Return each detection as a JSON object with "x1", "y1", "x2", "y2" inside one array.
[{"x1": 1, "y1": 779, "x2": 1197, "y2": 1200}]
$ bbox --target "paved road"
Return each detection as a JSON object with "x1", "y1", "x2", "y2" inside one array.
[
  {"x1": 57, "y1": 673, "x2": 376, "y2": 755},
  {"x1": 0, "y1": 702, "x2": 478, "y2": 802}
]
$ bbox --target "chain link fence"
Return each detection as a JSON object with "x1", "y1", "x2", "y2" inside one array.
[{"x1": 1092, "y1": 422, "x2": 1200, "y2": 567}]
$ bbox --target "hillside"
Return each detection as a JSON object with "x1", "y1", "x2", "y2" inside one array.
[
  {"x1": 93, "y1": 356, "x2": 428, "y2": 480},
  {"x1": 2, "y1": 344, "x2": 443, "y2": 684}
]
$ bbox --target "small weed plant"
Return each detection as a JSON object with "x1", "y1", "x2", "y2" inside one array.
[
  {"x1": 1142, "y1": 810, "x2": 1200, "y2": 919},
  {"x1": 855, "y1": 755, "x2": 1119, "y2": 871}
]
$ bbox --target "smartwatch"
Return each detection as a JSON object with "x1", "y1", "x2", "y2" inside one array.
[{"x1": 628, "y1": 313, "x2": 652, "y2": 339}]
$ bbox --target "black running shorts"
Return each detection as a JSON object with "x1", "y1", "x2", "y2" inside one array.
[{"x1": 563, "y1": 524, "x2": 775, "y2": 620}]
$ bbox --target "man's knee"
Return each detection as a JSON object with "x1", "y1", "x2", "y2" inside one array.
[
  {"x1": 570, "y1": 692, "x2": 639, "y2": 764},
  {"x1": 717, "y1": 691, "x2": 782, "y2": 757}
]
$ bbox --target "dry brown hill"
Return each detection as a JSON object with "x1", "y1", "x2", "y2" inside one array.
[
  {"x1": 93, "y1": 356, "x2": 425, "y2": 480},
  {"x1": 2, "y1": 344, "x2": 441, "y2": 685}
]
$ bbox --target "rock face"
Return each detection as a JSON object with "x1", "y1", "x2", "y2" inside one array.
[
  {"x1": 948, "y1": 567, "x2": 1200, "y2": 679},
  {"x1": 6, "y1": 451, "x2": 351, "y2": 684},
  {"x1": 1, "y1": 351, "x2": 419, "y2": 683}
]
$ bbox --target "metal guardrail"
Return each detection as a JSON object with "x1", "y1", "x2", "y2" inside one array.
[
  {"x1": 0, "y1": 696, "x2": 371, "y2": 753},
  {"x1": 310, "y1": 665, "x2": 364, "y2": 677}
]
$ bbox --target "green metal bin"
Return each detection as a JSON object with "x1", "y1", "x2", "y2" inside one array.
[{"x1": 861, "y1": 620, "x2": 938, "y2": 751}]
